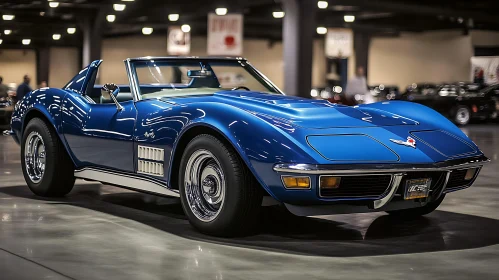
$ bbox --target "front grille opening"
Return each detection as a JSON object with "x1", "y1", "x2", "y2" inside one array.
[
  {"x1": 446, "y1": 169, "x2": 476, "y2": 190},
  {"x1": 319, "y1": 175, "x2": 392, "y2": 198}
]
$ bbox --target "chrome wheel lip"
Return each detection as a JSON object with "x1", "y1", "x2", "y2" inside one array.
[
  {"x1": 456, "y1": 107, "x2": 470, "y2": 125},
  {"x1": 24, "y1": 131, "x2": 46, "y2": 184},
  {"x1": 184, "y1": 149, "x2": 226, "y2": 222}
]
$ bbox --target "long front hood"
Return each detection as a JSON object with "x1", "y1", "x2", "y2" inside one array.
[{"x1": 168, "y1": 91, "x2": 419, "y2": 128}]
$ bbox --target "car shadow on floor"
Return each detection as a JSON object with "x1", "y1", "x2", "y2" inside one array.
[{"x1": 2, "y1": 183, "x2": 499, "y2": 257}]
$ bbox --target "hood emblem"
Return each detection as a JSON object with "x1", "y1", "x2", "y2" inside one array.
[{"x1": 390, "y1": 136, "x2": 416, "y2": 148}]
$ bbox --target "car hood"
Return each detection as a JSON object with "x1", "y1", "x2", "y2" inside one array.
[{"x1": 166, "y1": 90, "x2": 419, "y2": 129}]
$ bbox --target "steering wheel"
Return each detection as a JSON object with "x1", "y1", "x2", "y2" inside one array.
[{"x1": 231, "y1": 86, "x2": 251, "y2": 91}]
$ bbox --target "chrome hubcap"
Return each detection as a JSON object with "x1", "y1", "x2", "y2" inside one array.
[
  {"x1": 456, "y1": 108, "x2": 470, "y2": 124},
  {"x1": 24, "y1": 132, "x2": 46, "y2": 184},
  {"x1": 184, "y1": 150, "x2": 226, "y2": 222}
]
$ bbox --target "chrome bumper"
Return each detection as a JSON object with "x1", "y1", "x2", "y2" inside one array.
[{"x1": 274, "y1": 156, "x2": 489, "y2": 210}]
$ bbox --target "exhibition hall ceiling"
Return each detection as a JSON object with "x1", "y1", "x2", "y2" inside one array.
[{"x1": 0, "y1": 0, "x2": 498, "y2": 47}]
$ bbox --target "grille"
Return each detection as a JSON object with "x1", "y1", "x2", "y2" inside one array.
[
  {"x1": 138, "y1": 145, "x2": 164, "y2": 161},
  {"x1": 319, "y1": 175, "x2": 392, "y2": 198},
  {"x1": 138, "y1": 160, "x2": 164, "y2": 176},
  {"x1": 446, "y1": 169, "x2": 473, "y2": 189}
]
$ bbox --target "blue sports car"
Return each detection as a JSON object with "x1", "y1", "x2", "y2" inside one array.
[{"x1": 10, "y1": 57, "x2": 488, "y2": 236}]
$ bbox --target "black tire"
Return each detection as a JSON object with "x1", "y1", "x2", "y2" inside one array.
[
  {"x1": 454, "y1": 105, "x2": 471, "y2": 126},
  {"x1": 179, "y1": 134, "x2": 263, "y2": 237},
  {"x1": 386, "y1": 194, "x2": 445, "y2": 218},
  {"x1": 21, "y1": 118, "x2": 75, "y2": 197}
]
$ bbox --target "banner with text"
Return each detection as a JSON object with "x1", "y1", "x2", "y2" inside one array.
[
  {"x1": 325, "y1": 28, "x2": 353, "y2": 58},
  {"x1": 471, "y1": 56, "x2": 499, "y2": 85},
  {"x1": 167, "y1": 26, "x2": 190, "y2": 55},
  {"x1": 207, "y1": 13, "x2": 243, "y2": 56}
]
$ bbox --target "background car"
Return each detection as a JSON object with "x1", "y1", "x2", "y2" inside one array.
[
  {"x1": 0, "y1": 97, "x2": 13, "y2": 126},
  {"x1": 402, "y1": 83, "x2": 496, "y2": 125}
]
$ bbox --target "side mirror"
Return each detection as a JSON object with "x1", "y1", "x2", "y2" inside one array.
[
  {"x1": 187, "y1": 69, "x2": 212, "y2": 78},
  {"x1": 101, "y1": 83, "x2": 123, "y2": 111}
]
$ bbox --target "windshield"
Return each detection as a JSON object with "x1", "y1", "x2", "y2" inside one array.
[{"x1": 131, "y1": 59, "x2": 282, "y2": 99}]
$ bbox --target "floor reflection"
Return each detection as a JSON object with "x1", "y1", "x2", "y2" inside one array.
[{"x1": 0, "y1": 183, "x2": 498, "y2": 258}]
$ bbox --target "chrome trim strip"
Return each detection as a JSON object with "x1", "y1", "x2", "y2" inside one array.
[
  {"x1": 124, "y1": 58, "x2": 141, "y2": 102},
  {"x1": 435, "y1": 171, "x2": 452, "y2": 199},
  {"x1": 318, "y1": 174, "x2": 393, "y2": 199},
  {"x1": 373, "y1": 173, "x2": 404, "y2": 209},
  {"x1": 273, "y1": 156, "x2": 489, "y2": 175},
  {"x1": 74, "y1": 167, "x2": 179, "y2": 197},
  {"x1": 280, "y1": 175, "x2": 312, "y2": 190}
]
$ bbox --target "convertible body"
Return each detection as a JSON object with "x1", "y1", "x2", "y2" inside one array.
[{"x1": 10, "y1": 57, "x2": 488, "y2": 235}]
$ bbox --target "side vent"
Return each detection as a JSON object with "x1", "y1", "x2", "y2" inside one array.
[{"x1": 137, "y1": 145, "x2": 165, "y2": 176}]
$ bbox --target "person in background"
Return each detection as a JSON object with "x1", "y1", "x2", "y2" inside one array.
[
  {"x1": 345, "y1": 66, "x2": 371, "y2": 104},
  {"x1": 15, "y1": 75, "x2": 32, "y2": 103},
  {"x1": 39, "y1": 81, "x2": 48, "y2": 88},
  {"x1": 0, "y1": 76, "x2": 8, "y2": 99}
]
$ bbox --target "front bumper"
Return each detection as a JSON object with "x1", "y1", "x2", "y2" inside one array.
[{"x1": 272, "y1": 155, "x2": 489, "y2": 214}]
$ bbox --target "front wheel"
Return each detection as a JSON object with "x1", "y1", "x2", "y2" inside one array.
[
  {"x1": 21, "y1": 118, "x2": 75, "y2": 197},
  {"x1": 179, "y1": 134, "x2": 262, "y2": 236},
  {"x1": 386, "y1": 194, "x2": 445, "y2": 218},
  {"x1": 454, "y1": 106, "x2": 471, "y2": 126}
]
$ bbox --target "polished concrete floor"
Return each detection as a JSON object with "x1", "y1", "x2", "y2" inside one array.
[{"x1": 0, "y1": 125, "x2": 499, "y2": 280}]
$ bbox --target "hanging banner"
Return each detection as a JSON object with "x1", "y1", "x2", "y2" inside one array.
[
  {"x1": 207, "y1": 13, "x2": 243, "y2": 56},
  {"x1": 325, "y1": 28, "x2": 353, "y2": 58},
  {"x1": 167, "y1": 26, "x2": 190, "y2": 55},
  {"x1": 471, "y1": 56, "x2": 499, "y2": 85}
]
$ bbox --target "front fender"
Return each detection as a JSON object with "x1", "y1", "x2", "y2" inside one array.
[
  {"x1": 362, "y1": 101, "x2": 470, "y2": 140},
  {"x1": 167, "y1": 102, "x2": 319, "y2": 201}
]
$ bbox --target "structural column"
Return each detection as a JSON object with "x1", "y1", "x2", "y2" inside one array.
[
  {"x1": 81, "y1": 8, "x2": 105, "y2": 67},
  {"x1": 282, "y1": 0, "x2": 316, "y2": 98},
  {"x1": 36, "y1": 47, "x2": 50, "y2": 86},
  {"x1": 353, "y1": 31, "x2": 371, "y2": 78}
]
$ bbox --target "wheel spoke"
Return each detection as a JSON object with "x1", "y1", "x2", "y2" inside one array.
[{"x1": 24, "y1": 132, "x2": 46, "y2": 184}]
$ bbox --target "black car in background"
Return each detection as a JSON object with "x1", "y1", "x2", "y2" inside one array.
[
  {"x1": 369, "y1": 84, "x2": 400, "y2": 101},
  {"x1": 402, "y1": 83, "x2": 497, "y2": 126},
  {"x1": 0, "y1": 97, "x2": 13, "y2": 126}
]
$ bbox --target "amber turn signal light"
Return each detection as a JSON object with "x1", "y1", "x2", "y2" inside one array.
[
  {"x1": 282, "y1": 176, "x2": 311, "y2": 189},
  {"x1": 320, "y1": 176, "x2": 341, "y2": 189},
  {"x1": 464, "y1": 168, "x2": 478, "y2": 181}
]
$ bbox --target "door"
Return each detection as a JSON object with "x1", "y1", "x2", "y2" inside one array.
[{"x1": 62, "y1": 60, "x2": 136, "y2": 172}]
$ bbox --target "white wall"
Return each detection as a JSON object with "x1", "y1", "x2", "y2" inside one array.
[
  {"x1": 0, "y1": 49, "x2": 37, "y2": 87},
  {"x1": 100, "y1": 35, "x2": 328, "y2": 90},
  {"x1": 49, "y1": 47, "x2": 79, "y2": 88},
  {"x1": 368, "y1": 31, "x2": 473, "y2": 89}
]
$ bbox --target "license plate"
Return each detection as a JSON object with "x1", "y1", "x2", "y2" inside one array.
[{"x1": 404, "y1": 178, "x2": 431, "y2": 200}]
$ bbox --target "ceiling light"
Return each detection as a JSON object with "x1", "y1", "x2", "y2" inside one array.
[
  {"x1": 67, "y1": 27, "x2": 76, "y2": 34},
  {"x1": 168, "y1": 14, "x2": 179, "y2": 21},
  {"x1": 318, "y1": 1, "x2": 328, "y2": 9},
  {"x1": 142, "y1": 27, "x2": 153, "y2": 35},
  {"x1": 113, "y1": 4, "x2": 126, "y2": 11},
  {"x1": 4, "y1": 30, "x2": 12, "y2": 35},
  {"x1": 273, "y1": 11, "x2": 285, "y2": 18},
  {"x1": 53, "y1": 34, "x2": 61, "y2": 40},
  {"x1": 215, "y1": 8, "x2": 228, "y2": 16},
  {"x1": 49, "y1": 2, "x2": 59, "y2": 8},
  {"x1": 22, "y1": 39, "x2": 31, "y2": 45},
  {"x1": 121, "y1": 0, "x2": 134, "y2": 1},
  {"x1": 106, "y1": 14, "x2": 116, "y2": 22},
  {"x1": 2, "y1": 15, "x2": 15, "y2": 21},
  {"x1": 40, "y1": 11, "x2": 45, "y2": 16},
  {"x1": 0, "y1": 39, "x2": 2, "y2": 45},
  {"x1": 181, "y1": 24, "x2": 191, "y2": 33},
  {"x1": 344, "y1": 15, "x2": 355, "y2": 22},
  {"x1": 316, "y1": 27, "x2": 327, "y2": 34}
]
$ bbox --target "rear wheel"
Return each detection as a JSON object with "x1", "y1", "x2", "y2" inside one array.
[
  {"x1": 179, "y1": 134, "x2": 263, "y2": 236},
  {"x1": 21, "y1": 118, "x2": 75, "y2": 197},
  {"x1": 454, "y1": 106, "x2": 471, "y2": 126},
  {"x1": 386, "y1": 194, "x2": 445, "y2": 218}
]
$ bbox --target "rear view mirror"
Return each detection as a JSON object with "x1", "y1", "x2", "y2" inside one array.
[
  {"x1": 101, "y1": 83, "x2": 123, "y2": 111},
  {"x1": 187, "y1": 69, "x2": 212, "y2": 78}
]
